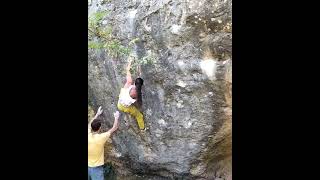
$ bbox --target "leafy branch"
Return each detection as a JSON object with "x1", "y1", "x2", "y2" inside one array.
[{"x1": 88, "y1": 10, "x2": 157, "y2": 74}]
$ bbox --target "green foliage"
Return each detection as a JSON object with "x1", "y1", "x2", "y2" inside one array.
[
  {"x1": 88, "y1": 11, "x2": 109, "y2": 33},
  {"x1": 88, "y1": 11, "x2": 137, "y2": 58},
  {"x1": 103, "y1": 26, "x2": 113, "y2": 37},
  {"x1": 88, "y1": 41, "x2": 103, "y2": 49},
  {"x1": 139, "y1": 53, "x2": 157, "y2": 65},
  {"x1": 103, "y1": 39, "x2": 130, "y2": 57},
  {"x1": 89, "y1": 11, "x2": 108, "y2": 24},
  {"x1": 129, "y1": 53, "x2": 157, "y2": 74},
  {"x1": 94, "y1": 11, "x2": 108, "y2": 22},
  {"x1": 128, "y1": 38, "x2": 140, "y2": 46},
  {"x1": 88, "y1": 9, "x2": 157, "y2": 74}
]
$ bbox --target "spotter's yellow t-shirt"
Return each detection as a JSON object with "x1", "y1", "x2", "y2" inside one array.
[{"x1": 88, "y1": 131, "x2": 110, "y2": 167}]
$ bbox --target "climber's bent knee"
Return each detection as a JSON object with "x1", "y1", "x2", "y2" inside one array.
[
  {"x1": 118, "y1": 103, "x2": 145, "y2": 130},
  {"x1": 132, "y1": 109, "x2": 144, "y2": 130},
  {"x1": 136, "y1": 114, "x2": 145, "y2": 130}
]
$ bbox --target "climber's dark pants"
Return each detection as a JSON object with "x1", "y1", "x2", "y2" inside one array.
[
  {"x1": 117, "y1": 103, "x2": 145, "y2": 130},
  {"x1": 88, "y1": 165, "x2": 104, "y2": 180}
]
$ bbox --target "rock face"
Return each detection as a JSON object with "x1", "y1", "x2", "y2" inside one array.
[{"x1": 88, "y1": 0, "x2": 232, "y2": 179}]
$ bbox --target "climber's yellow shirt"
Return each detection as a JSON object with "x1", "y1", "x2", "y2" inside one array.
[{"x1": 88, "y1": 131, "x2": 110, "y2": 167}]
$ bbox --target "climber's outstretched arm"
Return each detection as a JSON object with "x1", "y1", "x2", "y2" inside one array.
[
  {"x1": 106, "y1": 111, "x2": 120, "y2": 135},
  {"x1": 124, "y1": 57, "x2": 133, "y2": 88},
  {"x1": 88, "y1": 106, "x2": 103, "y2": 132}
]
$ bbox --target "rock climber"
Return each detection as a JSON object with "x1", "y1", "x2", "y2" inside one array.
[
  {"x1": 117, "y1": 57, "x2": 145, "y2": 131},
  {"x1": 88, "y1": 106, "x2": 120, "y2": 180}
]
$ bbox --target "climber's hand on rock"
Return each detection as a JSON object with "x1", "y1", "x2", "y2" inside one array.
[
  {"x1": 126, "y1": 57, "x2": 133, "y2": 71},
  {"x1": 126, "y1": 64, "x2": 131, "y2": 72},
  {"x1": 114, "y1": 111, "x2": 120, "y2": 119},
  {"x1": 128, "y1": 56, "x2": 133, "y2": 64}
]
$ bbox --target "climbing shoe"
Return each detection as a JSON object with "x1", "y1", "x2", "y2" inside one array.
[{"x1": 141, "y1": 127, "x2": 148, "y2": 132}]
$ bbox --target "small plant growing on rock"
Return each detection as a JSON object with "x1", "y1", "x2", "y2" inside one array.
[
  {"x1": 129, "y1": 53, "x2": 157, "y2": 75},
  {"x1": 88, "y1": 11, "x2": 136, "y2": 59},
  {"x1": 88, "y1": 11, "x2": 109, "y2": 33},
  {"x1": 88, "y1": 10, "x2": 156, "y2": 74}
]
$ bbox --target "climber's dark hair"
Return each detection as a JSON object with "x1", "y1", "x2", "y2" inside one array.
[
  {"x1": 135, "y1": 78, "x2": 144, "y2": 107},
  {"x1": 91, "y1": 118, "x2": 102, "y2": 132}
]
